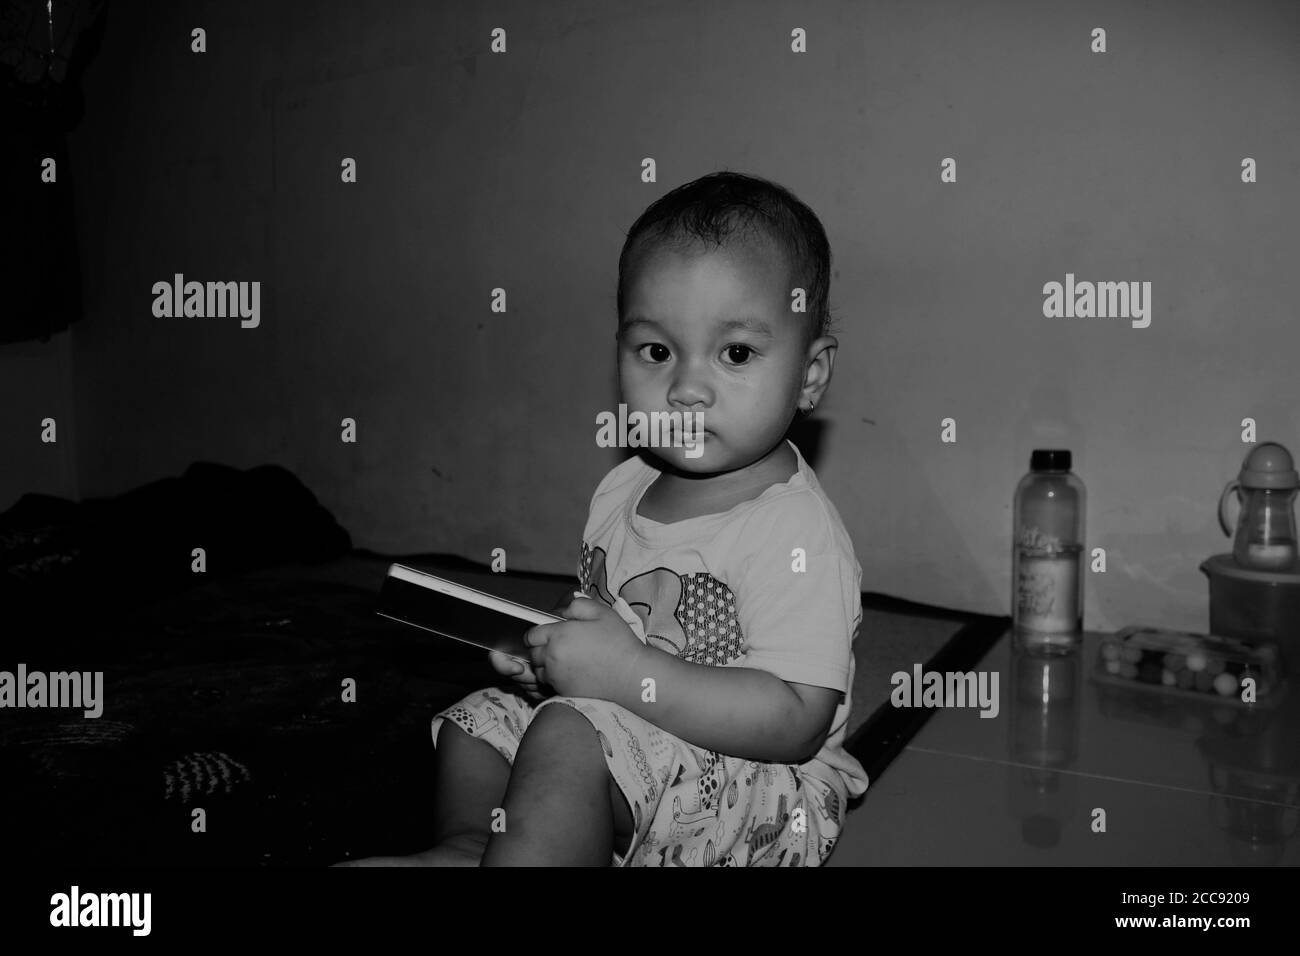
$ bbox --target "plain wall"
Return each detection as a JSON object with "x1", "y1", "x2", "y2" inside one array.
[{"x1": 4, "y1": 0, "x2": 1299, "y2": 633}]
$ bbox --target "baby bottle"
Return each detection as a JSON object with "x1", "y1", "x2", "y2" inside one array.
[
  {"x1": 1012, "y1": 450, "x2": 1086, "y2": 652},
  {"x1": 1218, "y1": 442, "x2": 1299, "y2": 572}
]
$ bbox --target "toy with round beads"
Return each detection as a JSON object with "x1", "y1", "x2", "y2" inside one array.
[{"x1": 1097, "y1": 628, "x2": 1279, "y2": 702}]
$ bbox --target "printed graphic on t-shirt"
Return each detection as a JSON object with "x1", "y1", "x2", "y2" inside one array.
[{"x1": 579, "y1": 542, "x2": 746, "y2": 666}]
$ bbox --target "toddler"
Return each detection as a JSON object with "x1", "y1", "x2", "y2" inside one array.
[{"x1": 364, "y1": 170, "x2": 867, "y2": 867}]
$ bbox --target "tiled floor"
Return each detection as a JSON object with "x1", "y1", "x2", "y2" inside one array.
[{"x1": 829, "y1": 629, "x2": 1300, "y2": 866}]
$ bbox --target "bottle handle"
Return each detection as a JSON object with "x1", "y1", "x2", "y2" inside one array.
[{"x1": 1218, "y1": 480, "x2": 1240, "y2": 537}]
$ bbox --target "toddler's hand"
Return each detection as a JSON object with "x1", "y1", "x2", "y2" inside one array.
[
  {"x1": 486, "y1": 589, "x2": 582, "y2": 701},
  {"x1": 488, "y1": 649, "x2": 549, "y2": 702},
  {"x1": 524, "y1": 592, "x2": 646, "y2": 701}
]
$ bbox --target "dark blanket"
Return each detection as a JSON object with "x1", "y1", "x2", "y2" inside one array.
[
  {"x1": 1, "y1": 464, "x2": 495, "y2": 866},
  {"x1": 1, "y1": 460, "x2": 354, "y2": 625},
  {"x1": 1, "y1": 565, "x2": 500, "y2": 867}
]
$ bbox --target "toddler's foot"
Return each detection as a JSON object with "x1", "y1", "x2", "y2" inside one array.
[{"x1": 332, "y1": 833, "x2": 487, "y2": 867}]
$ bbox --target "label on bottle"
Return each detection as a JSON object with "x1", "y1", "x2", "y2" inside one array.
[{"x1": 1016, "y1": 552, "x2": 1079, "y2": 634}]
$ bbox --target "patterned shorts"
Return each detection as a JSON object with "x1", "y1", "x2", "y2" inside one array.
[{"x1": 432, "y1": 686, "x2": 848, "y2": 867}]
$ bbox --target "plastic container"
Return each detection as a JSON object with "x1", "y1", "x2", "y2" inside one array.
[
  {"x1": 1218, "y1": 442, "x2": 1299, "y2": 572},
  {"x1": 1093, "y1": 625, "x2": 1283, "y2": 705},
  {"x1": 1201, "y1": 554, "x2": 1300, "y2": 676},
  {"x1": 1012, "y1": 449, "x2": 1086, "y2": 653}
]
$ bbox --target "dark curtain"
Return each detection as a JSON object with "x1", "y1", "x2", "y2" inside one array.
[{"x1": 0, "y1": 0, "x2": 106, "y2": 344}]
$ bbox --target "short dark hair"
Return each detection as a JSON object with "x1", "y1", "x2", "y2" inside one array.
[{"x1": 616, "y1": 171, "x2": 835, "y2": 346}]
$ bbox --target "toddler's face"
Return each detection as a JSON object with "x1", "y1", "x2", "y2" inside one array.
[{"x1": 617, "y1": 241, "x2": 811, "y2": 474}]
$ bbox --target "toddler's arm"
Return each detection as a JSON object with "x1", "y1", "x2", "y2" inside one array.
[{"x1": 610, "y1": 646, "x2": 839, "y2": 764}]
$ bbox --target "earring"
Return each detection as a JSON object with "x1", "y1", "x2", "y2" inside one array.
[{"x1": 804, "y1": 399, "x2": 816, "y2": 414}]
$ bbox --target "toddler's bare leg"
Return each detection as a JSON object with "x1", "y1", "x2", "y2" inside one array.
[
  {"x1": 335, "y1": 721, "x2": 511, "y2": 866},
  {"x1": 480, "y1": 703, "x2": 626, "y2": 867}
]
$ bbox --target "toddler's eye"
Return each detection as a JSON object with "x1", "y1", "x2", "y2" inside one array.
[
  {"x1": 637, "y1": 343, "x2": 670, "y2": 363},
  {"x1": 724, "y1": 345, "x2": 754, "y2": 365}
]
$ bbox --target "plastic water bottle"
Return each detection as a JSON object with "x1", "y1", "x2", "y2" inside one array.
[{"x1": 1012, "y1": 450, "x2": 1086, "y2": 652}]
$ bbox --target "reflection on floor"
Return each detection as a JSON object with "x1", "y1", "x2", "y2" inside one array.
[{"x1": 829, "y1": 630, "x2": 1300, "y2": 866}]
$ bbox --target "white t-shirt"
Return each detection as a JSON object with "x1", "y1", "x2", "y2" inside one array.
[{"x1": 577, "y1": 439, "x2": 869, "y2": 800}]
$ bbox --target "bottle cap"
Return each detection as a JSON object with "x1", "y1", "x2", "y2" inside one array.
[
  {"x1": 1030, "y1": 449, "x2": 1071, "y2": 472},
  {"x1": 1236, "y1": 442, "x2": 1299, "y2": 491}
]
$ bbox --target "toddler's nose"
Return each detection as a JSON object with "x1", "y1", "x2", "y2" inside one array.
[{"x1": 667, "y1": 378, "x2": 711, "y2": 409}]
